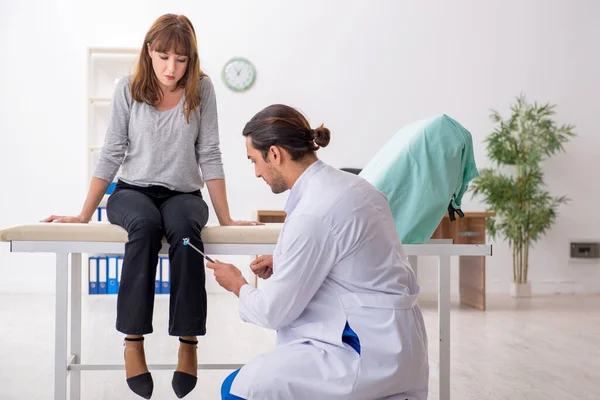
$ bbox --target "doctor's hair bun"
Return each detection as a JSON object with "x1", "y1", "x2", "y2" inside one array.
[{"x1": 312, "y1": 124, "x2": 331, "y2": 148}]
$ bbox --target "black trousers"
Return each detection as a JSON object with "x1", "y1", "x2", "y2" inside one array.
[{"x1": 107, "y1": 180, "x2": 209, "y2": 336}]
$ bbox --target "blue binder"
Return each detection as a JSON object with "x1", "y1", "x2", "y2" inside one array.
[
  {"x1": 155, "y1": 258, "x2": 161, "y2": 294},
  {"x1": 108, "y1": 256, "x2": 118, "y2": 294},
  {"x1": 88, "y1": 256, "x2": 99, "y2": 295},
  {"x1": 98, "y1": 256, "x2": 108, "y2": 294},
  {"x1": 161, "y1": 257, "x2": 170, "y2": 294},
  {"x1": 106, "y1": 181, "x2": 117, "y2": 194},
  {"x1": 117, "y1": 256, "x2": 123, "y2": 292}
]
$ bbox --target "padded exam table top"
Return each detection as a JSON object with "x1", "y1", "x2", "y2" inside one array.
[{"x1": 0, "y1": 223, "x2": 283, "y2": 244}]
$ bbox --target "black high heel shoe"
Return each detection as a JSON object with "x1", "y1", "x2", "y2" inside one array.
[
  {"x1": 124, "y1": 337, "x2": 153, "y2": 399},
  {"x1": 172, "y1": 337, "x2": 198, "y2": 398}
]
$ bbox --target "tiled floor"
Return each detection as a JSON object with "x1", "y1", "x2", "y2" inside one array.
[{"x1": 1, "y1": 293, "x2": 599, "y2": 399}]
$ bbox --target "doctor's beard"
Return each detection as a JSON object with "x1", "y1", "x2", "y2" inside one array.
[{"x1": 266, "y1": 164, "x2": 287, "y2": 194}]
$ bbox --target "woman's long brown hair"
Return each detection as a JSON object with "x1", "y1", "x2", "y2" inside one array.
[{"x1": 131, "y1": 14, "x2": 206, "y2": 123}]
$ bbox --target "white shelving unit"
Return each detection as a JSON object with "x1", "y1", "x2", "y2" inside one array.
[
  {"x1": 86, "y1": 46, "x2": 139, "y2": 208},
  {"x1": 84, "y1": 48, "x2": 140, "y2": 296}
]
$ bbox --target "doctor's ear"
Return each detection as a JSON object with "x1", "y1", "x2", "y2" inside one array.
[{"x1": 267, "y1": 146, "x2": 282, "y2": 165}]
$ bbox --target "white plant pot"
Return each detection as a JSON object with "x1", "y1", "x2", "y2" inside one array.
[{"x1": 509, "y1": 282, "x2": 532, "y2": 298}]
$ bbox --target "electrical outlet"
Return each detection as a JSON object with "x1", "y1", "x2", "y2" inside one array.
[{"x1": 570, "y1": 242, "x2": 600, "y2": 259}]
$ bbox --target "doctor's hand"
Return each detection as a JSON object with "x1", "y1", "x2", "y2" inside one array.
[
  {"x1": 250, "y1": 255, "x2": 273, "y2": 280},
  {"x1": 41, "y1": 215, "x2": 88, "y2": 223},
  {"x1": 206, "y1": 260, "x2": 248, "y2": 297}
]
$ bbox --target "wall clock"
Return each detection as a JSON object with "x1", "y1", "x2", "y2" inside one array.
[{"x1": 222, "y1": 57, "x2": 256, "y2": 92}]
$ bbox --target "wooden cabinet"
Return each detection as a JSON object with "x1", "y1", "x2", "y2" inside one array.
[
  {"x1": 256, "y1": 210, "x2": 287, "y2": 223},
  {"x1": 430, "y1": 212, "x2": 495, "y2": 310}
]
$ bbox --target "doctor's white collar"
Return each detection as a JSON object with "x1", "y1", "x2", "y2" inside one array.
[{"x1": 283, "y1": 159, "x2": 326, "y2": 217}]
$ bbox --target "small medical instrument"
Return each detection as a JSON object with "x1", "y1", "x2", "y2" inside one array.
[{"x1": 182, "y1": 237, "x2": 215, "y2": 263}]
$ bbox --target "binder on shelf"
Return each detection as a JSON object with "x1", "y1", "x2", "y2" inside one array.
[
  {"x1": 106, "y1": 181, "x2": 117, "y2": 194},
  {"x1": 96, "y1": 206, "x2": 106, "y2": 222},
  {"x1": 117, "y1": 256, "x2": 123, "y2": 291},
  {"x1": 89, "y1": 256, "x2": 99, "y2": 295},
  {"x1": 155, "y1": 258, "x2": 161, "y2": 294},
  {"x1": 108, "y1": 256, "x2": 118, "y2": 294},
  {"x1": 98, "y1": 256, "x2": 108, "y2": 294},
  {"x1": 160, "y1": 257, "x2": 170, "y2": 294}
]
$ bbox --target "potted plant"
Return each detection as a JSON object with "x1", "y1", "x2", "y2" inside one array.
[{"x1": 470, "y1": 95, "x2": 575, "y2": 297}]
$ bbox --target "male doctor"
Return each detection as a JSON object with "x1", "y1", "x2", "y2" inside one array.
[{"x1": 206, "y1": 104, "x2": 429, "y2": 400}]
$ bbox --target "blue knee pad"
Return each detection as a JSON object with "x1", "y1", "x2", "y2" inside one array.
[{"x1": 221, "y1": 368, "x2": 245, "y2": 400}]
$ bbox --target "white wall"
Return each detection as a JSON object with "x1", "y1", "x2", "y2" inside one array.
[{"x1": 1, "y1": 0, "x2": 599, "y2": 294}]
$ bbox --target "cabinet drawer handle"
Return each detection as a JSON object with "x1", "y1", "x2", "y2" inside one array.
[{"x1": 458, "y1": 231, "x2": 479, "y2": 237}]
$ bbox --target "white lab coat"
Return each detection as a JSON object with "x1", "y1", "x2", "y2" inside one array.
[{"x1": 231, "y1": 160, "x2": 429, "y2": 400}]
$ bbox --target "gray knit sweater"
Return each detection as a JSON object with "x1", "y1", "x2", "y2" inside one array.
[{"x1": 93, "y1": 76, "x2": 225, "y2": 192}]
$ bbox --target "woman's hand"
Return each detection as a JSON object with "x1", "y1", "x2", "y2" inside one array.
[
  {"x1": 220, "y1": 218, "x2": 264, "y2": 227},
  {"x1": 250, "y1": 255, "x2": 273, "y2": 280},
  {"x1": 40, "y1": 177, "x2": 109, "y2": 224},
  {"x1": 205, "y1": 179, "x2": 265, "y2": 227},
  {"x1": 40, "y1": 215, "x2": 88, "y2": 223}
]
